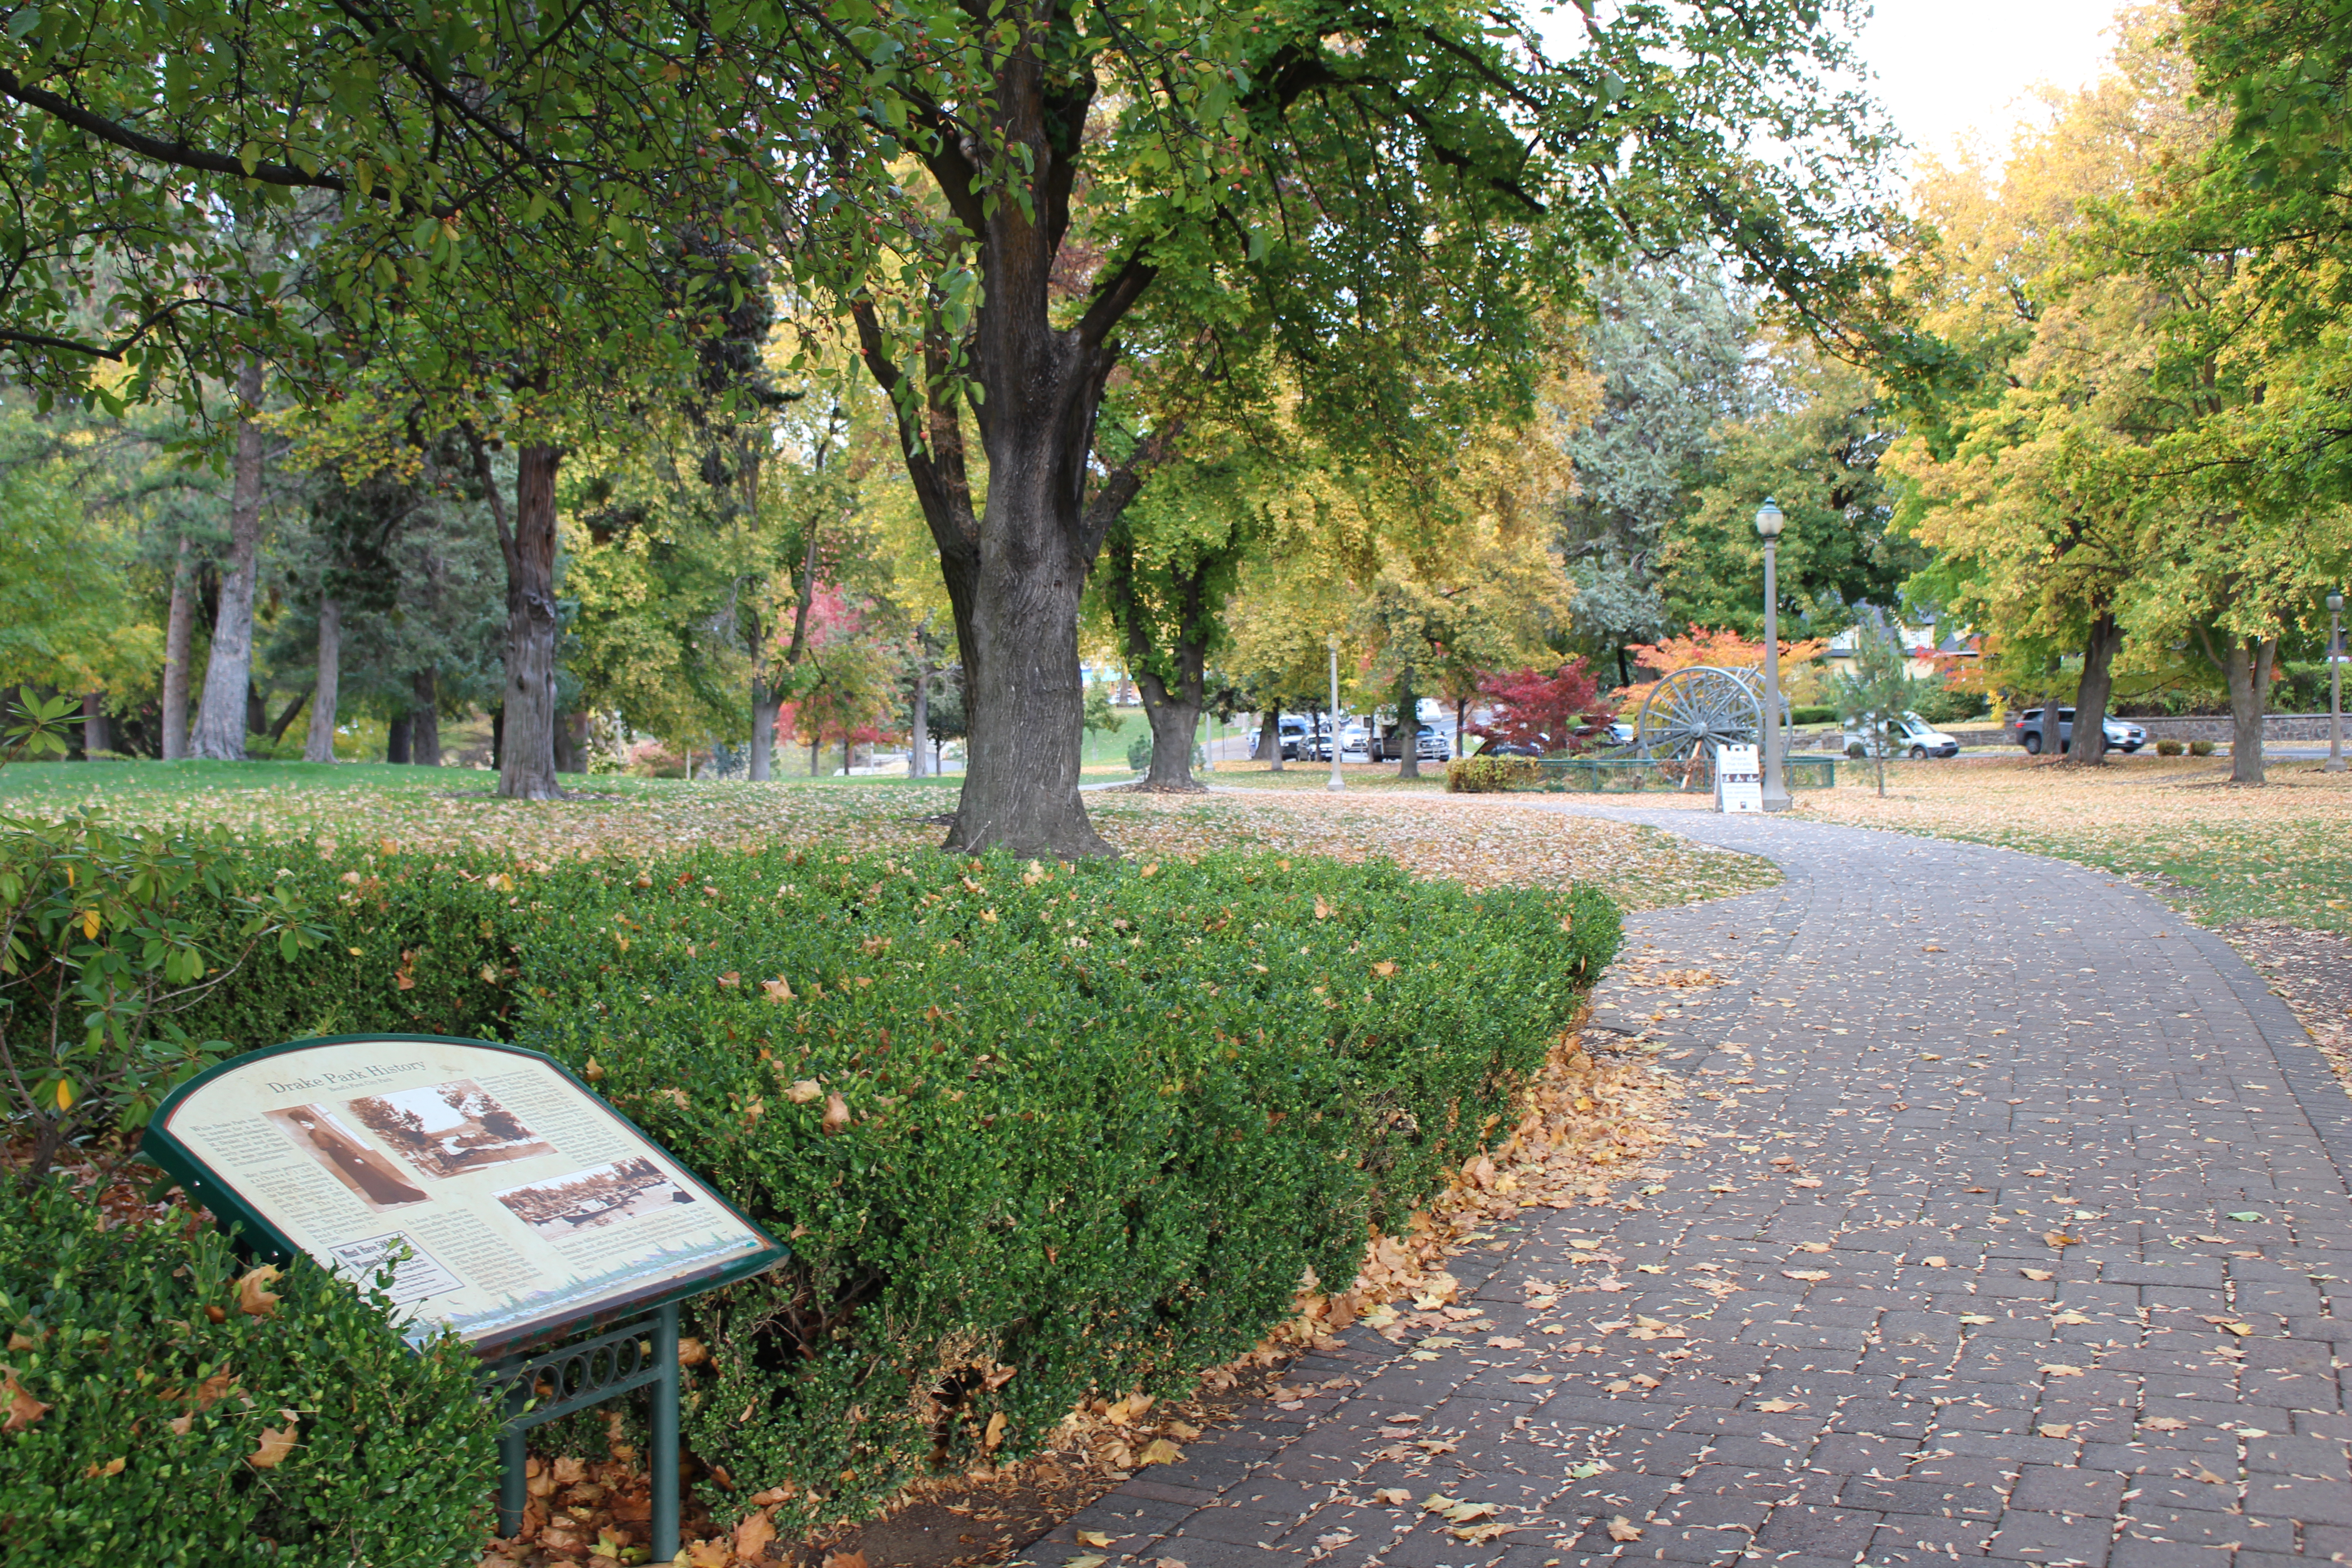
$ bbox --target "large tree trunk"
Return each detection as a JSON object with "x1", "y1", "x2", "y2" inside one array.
[
  {"x1": 387, "y1": 714, "x2": 412, "y2": 764},
  {"x1": 304, "y1": 598, "x2": 341, "y2": 764},
  {"x1": 932, "y1": 470, "x2": 1110, "y2": 854},
  {"x1": 469, "y1": 433, "x2": 563, "y2": 800},
  {"x1": 1260, "y1": 708, "x2": 1284, "y2": 771},
  {"x1": 81, "y1": 694, "x2": 108, "y2": 758},
  {"x1": 1395, "y1": 670, "x2": 1422, "y2": 779},
  {"x1": 2225, "y1": 634, "x2": 2276, "y2": 785},
  {"x1": 1136, "y1": 657, "x2": 1205, "y2": 791},
  {"x1": 161, "y1": 534, "x2": 194, "y2": 760},
  {"x1": 410, "y1": 670, "x2": 441, "y2": 766},
  {"x1": 908, "y1": 638, "x2": 931, "y2": 779},
  {"x1": 189, "y1": 358, "x2": 267, "y2": 760},
  {"x1": 750, "y1": 684, "x2": 779, "y2": 781},
  {"x1": 2038, "y1": 674, "x2": 2063, "y2": 759},
  {"x1": 2067, "y1": 614, "x2": 2122, "y2": 766}
]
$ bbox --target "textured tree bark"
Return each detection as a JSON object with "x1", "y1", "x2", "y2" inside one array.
[
  {"x1": 467, "y1": 431, "x2": 563, "y2": 800},
  {"x1": 410, "y1": 670, "x2": 441, "y2": 766},
  {"x1": 2067, "y1": 614, "x2": 2122, "y2": 766},
  {"x1": 2226, "y1": 634, "x2": 2276, "y2": 785},
  {"x1": 749, "y1": 685, "x2": 779, "y2": 781},
  {"x1": 387, "y1": 715, "x2": 412, "y2": 764},
  {"x1": 2037, "y1": 679, "x2": 2063, "y2": 758},
  {"x1": 189, "y1": 358, "x2": 267, "y2": 760},
  {"x1": 304, "y1": 598, "x2": 341, "y2": 764},
  {"x1": 1260, "y1": 708, "x2": 1284, "y2": 771},
  {"x1": 1135, "y1": 660, "x2": 1205, "y2": 790},
  {"x1": 161, "y1": 534, "x2": 194, "y2": 760}
]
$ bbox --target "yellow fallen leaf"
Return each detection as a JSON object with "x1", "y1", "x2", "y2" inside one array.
[
  {"x1": 1136, "y1": 1437, "x2": 1183, "y2": 1466},
  {"x1": 984, "y1": 1411, "x2": 1008, "y2": 1451},
  {"x1": 1782, "y1": 1269, "x2": 1829, "y2": 1281},
  {"x1": 1756, "y1": 1398, "x2": 1803, "y2": 1413},
  {"x1": 1608, "y1": 1516, "x2": 1644, "y2": 1542},
  {"x1": 2020, "y1": 1268, "x2": 2054, "y2": 1281},
  {"x1": 2045, "y1": 1231, "x2": 2082, "y2": 1247},
  {"x1": 2038, "y1": 1423, "x2": 2073, "y2": 1438},
  {"x1": 1077, "y1": 1529, "x2": 1116, "y2": 1547},
  {"x1": 83, "y1": 1455, "x2": 126, "y2": 1478},
  {"x1": 1921, "y1": 1255, "x2": 1950, "y2": 1269},
  {"x1": 1373, "y1": 1488, "x2": 1412, "y2": 1505},
  {"x1": 1795, "y1": 1241, "x2": 1831, "y2": 1253},
  {"x1": 2144, "y1": 1416, "x2": 2190, "y2": 1431},
  {"x1": 686, "y1": 1541, "x2": 733, "y2": 1568},
  {"x1": 2038, "y1": 1363, "x2": 2084, "y2": 1377}
]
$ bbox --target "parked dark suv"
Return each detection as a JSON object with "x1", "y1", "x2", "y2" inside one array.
[{"x1": 2011, "y1": 707, "x2": 2147, "y2": 755}]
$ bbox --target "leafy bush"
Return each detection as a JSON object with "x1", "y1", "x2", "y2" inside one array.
[
  {"x1": 160, "y1": 842, "x2": 1616, "y2": 1534},
  {"x1": 2190, "y1": 739, "x2": 2216, "y2": 756},
  {"x1": 1125, "y1": 730, "x2": 1204, "y2": 774},
  {"x1": 2156, "y1": 738, "x2": 2184, "y2": 756},
  {"x1": 1444, "y1": 755, "x2": 1542, "y2": 792},
  {"x1": 1914, "y1": 686, "x2": 1990, "y2": 725},
  {"x1": 0, "y1": 1174, "x2": 497, "y2": 1566},
  {"x1": 1789, "y1": 704, "x2": 1838, "y2": 726},
  {"x1": 0, "y1": 812, "x2": 325, "y2": 1172}
]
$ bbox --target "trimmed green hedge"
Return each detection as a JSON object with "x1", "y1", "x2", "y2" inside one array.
[
  {"x1": 61, "y1": 840, "x2": 1618, "y2": 1537},
  {"x1": 0, "y1": 1174, "x2": 497, "y2": 1565}
]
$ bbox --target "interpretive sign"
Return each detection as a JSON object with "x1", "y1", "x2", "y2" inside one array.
[
  {"x1": 145, "y1": 1034, "x2": 784, "y2": 1356},
  {"x1": 1714, "y1": 744, "x2": 1763, "y2": 813}
]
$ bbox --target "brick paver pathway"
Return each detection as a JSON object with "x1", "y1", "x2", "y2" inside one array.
[{"x1": 1019, "y1": 811, "x2": 2352, "y2": 1568}]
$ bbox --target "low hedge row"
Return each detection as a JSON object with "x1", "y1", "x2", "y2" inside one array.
[
  {"x1": 17, "y1": 833, "x2": 1620, "y2": 1544},
  {"x1": 0, "y1": 1173, "x2": 498, "y2": 1564},
  {"x1": 1444, "y1": 755, "x2": 1542, "y2": 792}
]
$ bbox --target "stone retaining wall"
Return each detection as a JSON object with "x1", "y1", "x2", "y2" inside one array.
[{"x1": 1793, "y1": 711, "x2": 2347, "y2": 750}]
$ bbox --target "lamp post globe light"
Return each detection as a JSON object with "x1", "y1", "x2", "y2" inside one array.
[
  {"x1": 1328, "y1": 634, "x2": 1346, "y2": 792},
  {"x1": 2330, "y1": 590, "x2": 2345, "y2": 774},
  {"x1": 1755, "y1": 499, "x2": 1791, "y2": 811}
]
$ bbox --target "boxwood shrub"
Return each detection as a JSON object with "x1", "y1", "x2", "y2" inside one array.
[
  {"x1": 0, "y1": 1174, "x2": 497, "y2": 1565},
  {"x1": 109, "y1": 840, "x2": 1618, "y2": 1534}
]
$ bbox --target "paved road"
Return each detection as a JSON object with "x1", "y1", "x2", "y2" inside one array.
[{"x1": 1020, "y1": 809, "x2": 2352, "y2": 1568}]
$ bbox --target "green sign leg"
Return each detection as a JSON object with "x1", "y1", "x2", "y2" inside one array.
[
  {"x1": 498, "y1": 1391, "x2": 528, "y2": 1538},
  {"x1": 653, "y1": 1301, "x2": 681, "y2": 1564}
]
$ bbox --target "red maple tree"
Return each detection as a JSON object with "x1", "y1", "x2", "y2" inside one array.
[{"x1": 1470, "y1": 659, "x2": 1618, "y2": 755}]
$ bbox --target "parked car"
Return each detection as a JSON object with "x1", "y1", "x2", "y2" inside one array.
[
  {"x1": 1474, "y1": 737, "x2": 1545, "y2": 757},
  {"x1": 1247, "y1": 715, "x2": 1312, "y2": 760},
  {"x1": 1374, "y1": 723, "x2": 1452, "y2": 762},
  {"x1": 2010, "y1": 707, "x2": 2146, "y2": 755},
  {"x1": 1843, "y1": 711, "x2": 1961, "y2": 760},
  {"x1": 1605, "y1": 720, "x2": 1636, "y2": 747}
]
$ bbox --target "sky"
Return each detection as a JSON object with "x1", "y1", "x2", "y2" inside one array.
[{"x1": 1854, "y1": 0, "x2": 2126, "y2": 163}]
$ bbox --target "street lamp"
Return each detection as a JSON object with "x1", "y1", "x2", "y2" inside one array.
[
  {"x1": 1327, "y1": 634, "x2": 1346, "y2": 792},
  {"x1": 2330, "y1": 590, "x2": 2345, "y2": 774},
  {"x1": 1755, "y1": 499, "x2": 1791, "y2": 811}
]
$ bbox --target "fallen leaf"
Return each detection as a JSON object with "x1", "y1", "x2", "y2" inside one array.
[
  {"x1": 1604, "y1": 1379, "x2": 1633, "y2": 1393},
  {"x1": 236, "y1": 1264, "x2": 282, "y2": 1318},
  {"x1": 1485, "y1": 1336, "x2": 1526, "y2": 1349},
  {"x1": 1507, "y1": 1374, "x2": 1553, "y2": 1386},
  {"x1": 1756, "y1": 1399, "x2": 1803, "y2": 1414},
  {"x1": 2038, "y1": 1424, "x2": 2073, "y2": 1438},
  {"x1": 1062, "y1": 1557, "x2": 1106, "y2": 1568},
  {"x1": 1450, "y1": 1521, "x2": 1516, "y2": 1544},
  {"x1": 1076, "y1": 1529, "x2": 1116, "y2": 1547},
  {"x1": 1635, "y1": 1263, "x2": 1667, "y2": 1273},
  {"x1": 734, "y1": 1509, "x2": 776, "y2": 1561},
  {"x1": 3, "y1": 1367, "x2": 49, "y2": 1433},
  {"x1": 2044, "y1": 1231, "x2": 2082, "y2": 1248},
  {"x1": 762, "y1": 975, "x2": 795, "y2": 1004},
  {"x1": 2020, "y1": 1268, "x2": 2054, "y2": 1281},
  {"x1": 247, "y1": 1421, "x2": 299, "y2": 1469},
  {"x1": 677, "y1": 1337, "x2": 709, "y2": 1368},
  {"x1": 1921, "y1": 1255, "x2": 1950, "y2": 1269},
  {"x1": 2203, "y1": 1317, "x2": 2254, "y2": 1337},
  {"x1": 2195, "y1": 1468, "x2": 2231, "y2": 1485},
  {"x1": 1796, "y1": 1241, "x2": 1832, "y2": 1253},
  {"x1": 2144, "y1": 1417, "x2": 2190, "y2": 1431},
  {"x1": 1136, "y1": 1437, "x2": 1183, "y2": 1466},
  {"x1": 1781, "y1": 1269, "x2": 1830, "y2": 1281},
  {"x1": 1959, "y1": 1314, "x2": 1996, "y2": 1326},
  {"x1": 984, "y1": 1411, "x2": 1008, "y2": 1451},
  {"x1": 2227, "y1": 1212, "x2": 2265, "y2": 1223},
  {"x1": 2051, "y1": 1311, "x2": 2091, "y2": 1325},
  {"x1": 1629, "y1": 1373, "x2": 1661, "y2": 1389},
  {"x1": 1373, "y1": 1488, "x2": 1413, "y2": 1506},
  {"x1": 1607, "y1": 1517, "x2": 1644, "y2": 1542},
  {"x1": 821, "y1": 1093, "x2": 851, "y2": 1134},
  {"x1": 819, "y1": 1552, "x2": 868, "y2": 1568},
  {"x1": 2038, "y1": 1363, "x2": 2084, "y2": 1377}
]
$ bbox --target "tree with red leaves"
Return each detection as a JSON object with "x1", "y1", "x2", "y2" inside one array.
[{"x1": 1470, "y1": 660, "x2": 1619, "y2": 755}]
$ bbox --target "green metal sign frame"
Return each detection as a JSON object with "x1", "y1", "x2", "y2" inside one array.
[{"x1": 145, "y1": 1034, "x2": 788, "y2": 1564}]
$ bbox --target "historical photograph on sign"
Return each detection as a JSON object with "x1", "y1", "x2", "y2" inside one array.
[
  {"x1": 346, "y1": 1079, "x2": 555, "y2": 1180},
  {"x1": 494, "y1": 1156, "x2": 698, "y2": 1239},
  {"x1": 265, "y1": 1104, "x2": 430, "y2": 1210}
]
